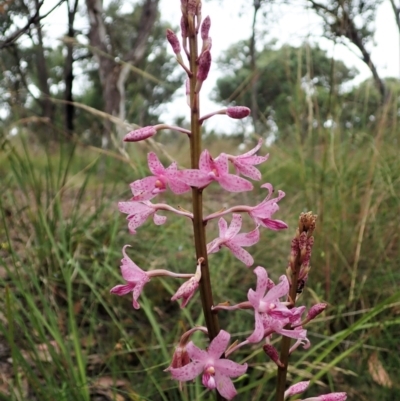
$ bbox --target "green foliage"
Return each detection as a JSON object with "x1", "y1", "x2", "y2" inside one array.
[
  {"x1": 1, "y1": 84, "x2": 399, "y2": 399},
  {"x1": 214, "y1": 42, "x2": 358, "y2": 139}
]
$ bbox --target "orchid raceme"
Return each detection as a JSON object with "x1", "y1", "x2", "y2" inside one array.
[
  {"x1": 207, "y1": 214, "x2": 260, "y2": 266},
  {"x1": 130, "y1": 152, "x2": 190, "y2": 201},
  {"x1": 112, "y1": 1, "x2": 348, "y2": 400},
  {"x1": 168, "y1": 330, "x2": 248, "y2": 400}
]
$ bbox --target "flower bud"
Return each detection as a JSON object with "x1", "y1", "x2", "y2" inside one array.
[
  {"x1": 201, "y1": 16, "x2": 211, "y2": 39},
  {"x1": 226, "y1": 106, "x2": 251, "y2": 119},
  {"x1": 166, "y1": 29, "x2": 181, "y2": 54},
  {"x1": 197, "y1": 50, "x2": 211, "y2": 82},
  {"x1": 306, "y1": 303, "x2": 327, "y2": 321},
  {"x1": 164, "y1": 344, "x2": 190, "y2": 371},
  {"x1": 263, "y1": 344, "x2": 284, "y2": 367},
  {"x1": 124, "y1": 126, "x2": 157, "y2": 142},
  {"x1": 284, "y1": 381, "x2": 310, "y2": 398}
]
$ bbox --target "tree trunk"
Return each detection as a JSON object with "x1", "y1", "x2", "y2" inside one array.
[
  {"x1": 85, "y1": 0, "x2": 159, "y2": 148},
  {"x1": 64, "y1": 0, "x2": 79, "y2": 137},
  {"x1": 34, "y1": 0, "x2": 55, "y2": 135}
]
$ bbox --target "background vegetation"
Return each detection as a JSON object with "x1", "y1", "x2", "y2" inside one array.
[{"x1": 1, "y1": 0, "x2": 399, "y2": 400}]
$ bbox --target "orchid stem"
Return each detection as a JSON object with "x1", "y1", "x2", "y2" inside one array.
[{"x1": 187, "y1": 9, "x2": 220, "y2": 352}]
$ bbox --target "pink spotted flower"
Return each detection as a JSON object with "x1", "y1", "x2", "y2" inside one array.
[
  {"x1": 207, "y1": 214, "x2": 259, "y2": 267},
  {"x1": 118, "y1": 200, "x2": 167, "y2": 234},
  {"x1": 248, "y1": 183, "x2": 288, "y2": 230},
  {"x1": 225, "y1": 139, "x2": 269, "y2": 180},
  {"x1": 169, "y1": 330, "x2": 248, "y2": 400},
  {"x1": 180, "y1": 150, "x2": 253, "y2": 192},
  {"x1": 110, "y1": 245, "x2": 150, "y2": 309},
  {"x1": 130, "y1": 152, "x2": 190, "y2": 201}
]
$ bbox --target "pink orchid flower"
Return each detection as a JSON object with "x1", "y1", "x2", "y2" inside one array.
[
  {"x1": 118, "y1": 200, "x2": 167, "y2": 234},
  {"x1": 110, "y1": 246, "x2": 195, "y2": 309},
  {"x1": 207, "y1": 214, "x2": 260, "y2": 267},
  {"x1": 110, "y1": 245, "x2": 151, "y2": 309},
  {"x1": 248, "y1": 183, "x2": 288, "y2": 230},
  {"x1": 180, "y1": 150, "x2": 253, "y2": 192},
  {"x1": 130, "y1": 152, "x2": 190, "y2": 201},
  {"x1": 169, "y1": 330, "x2": 248, "y2": 400},
  {"x1": 246, "y1": 267, "x2": 294, "y2": 342},
  {"x1": 225, "y1": 139, "x2": 269, "y2": 180}
]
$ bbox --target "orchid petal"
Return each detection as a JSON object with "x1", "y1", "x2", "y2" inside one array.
[
  {"x1": 224, "y1": 214, "x2": 242, "y2": 238},
  {"x1": 199, "y1": 149, "x2": 212, "y2": 172},
  {"x1": 253, "y1": 266, "x2": 270, "y2": 297},
  {"x1": 231, "y1": 227, "x2": 260, "y2": 246},
  {"x1": 186, "y1": 341, "x2": 208, "y2": 361},
  {"x1": 214, "y1": 372, "x2": 237, "y2": 400},
  {"x1": 214, "y1": 153, "x2": 229, "y2": 175},
  {"x1": 109, "y1": 283, "x2": 135, "y2": 296},
  {"x1": 180, "y1": 169, "x2": 211, "y2": 187},
  {"x1": 207, "y1": 330, "x2": 230, "y2": 359},
  {"x1": 214, "y1": 359, "x2": 248, "y2": 378},
  {"x1": 247, "y1": 311, "x2": 265, "y2": 343},
  {"x1": 218, "y1": 217, "x2": 229, "y2": 237},
  {"x1": 237, "y1": 139, "x2": 262, "y2": 158},
  {"x1": 153, "y1": 213, "x2": 167, "y2": 225},
  {"x1": 147, "y1": 152, "x2": 165, "y2": 175},
  {"x1": 218, "y1": 174, "x2": 253, "y2": 192},
  {"x1": 169, "y1": 360, "x2": 204, "y2": 381},
  {"x1": 234, "y1": 162, "x2": 262, "y2": 180},
  {"x1": 263, "y1": 275, "x2": 289, "y2": 301},
  {"x1": 225, "y1": 242, "x2": 254, "y2": 266}
]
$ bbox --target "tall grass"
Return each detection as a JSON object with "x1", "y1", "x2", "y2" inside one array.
[{"x1": 0, "y1": 88, "x2": 399, "y2": 400}]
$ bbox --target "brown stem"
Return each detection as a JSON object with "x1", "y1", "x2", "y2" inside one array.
[{"x1": 187, "y1": 15, "x2": 220, "y2": 342}]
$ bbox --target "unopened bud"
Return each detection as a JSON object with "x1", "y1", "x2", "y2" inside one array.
[
  {"x1": 166, "y1": 29, "x2": 181, "y2": 54},
  {"x1": 124, "y1": 126, "x2": 157, "y2": 142},
  {"x1": 263, "y1": 344, "x2": 284, "y2": 368},
  {"x1": 180, "y1": 16, "x2": 188, "y2": 38},
  {"x1": 201, "y1": 16, "x2": 211, "y2": 39},
  {"x1": 284, "y1": 381, "x2": 310, "y2": 399},
  {"x1": 197, "y1": 50, "x2": 211, "y2": 82},
  {"x1": 187, "y1": 0, "x2": 197, "y2": 16},
  {"x1": 306, "y1": 303, "x2": 327, "y2": 321},
  {"x1": 226, "y1": 106, "x2": 251, "y2": 119}
]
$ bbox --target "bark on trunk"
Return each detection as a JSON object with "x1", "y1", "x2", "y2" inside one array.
[
  {"x1": 64, "y1": 0, "x2": 79, "y2": 137},
  {"x1": 85, "y1": 0, "x2": 159, "y2": 148}
]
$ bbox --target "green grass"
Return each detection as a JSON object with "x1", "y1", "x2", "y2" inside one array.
[{"x1": 0, "y1": 98, "x2": 399, "y2": 401}]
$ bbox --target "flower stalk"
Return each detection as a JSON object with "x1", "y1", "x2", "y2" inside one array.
[{"x1": 187, "y1": 6, "x2": 220, "y2": 342}]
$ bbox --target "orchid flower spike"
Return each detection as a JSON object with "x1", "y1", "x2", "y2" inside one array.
[
  {"x1": 130, "y1": 152, "x2": 190, "y2": 201},
  {"x1": 207, "y1": 214, "x2": 260, "y2": 267},
  {"x1": 169, "y1": 330, "x2": 248, "y2": 400}
]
